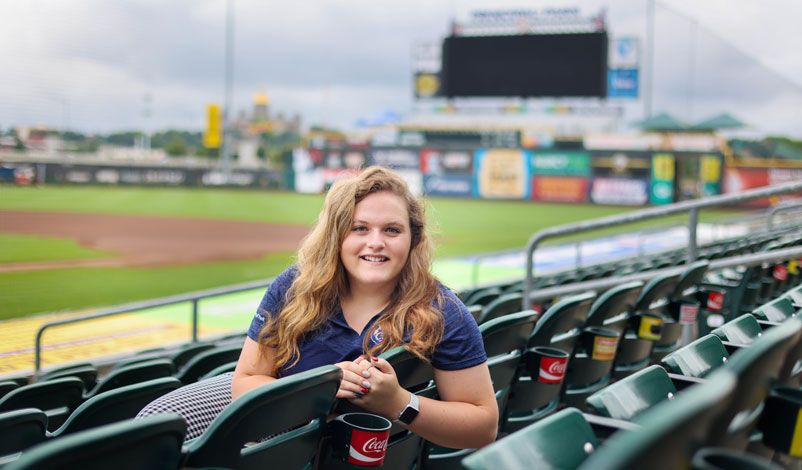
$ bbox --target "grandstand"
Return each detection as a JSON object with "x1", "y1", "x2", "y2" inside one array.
[{"x1": 1, "y1": 182, "x2": 801, "y2": 469}]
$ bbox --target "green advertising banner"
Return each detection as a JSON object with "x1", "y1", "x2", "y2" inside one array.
[
  {"x1": 650, "y1": 153, "x2": 675, "y2": 205},
  {"x1": 531, "y1": 152, "x2": 590, "y2": 176}
]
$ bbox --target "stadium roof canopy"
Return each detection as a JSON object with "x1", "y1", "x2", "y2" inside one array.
[
  {"x1": 631, "y1": 112, "x2": 686, "y2": 132},
  {"x1": 689, "y1": 113, "x2": 745, "y2": 131}
]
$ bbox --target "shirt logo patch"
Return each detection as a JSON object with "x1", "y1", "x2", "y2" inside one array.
[{"x1": 371, "y1": 327, "x2": 384, "y2": 345}]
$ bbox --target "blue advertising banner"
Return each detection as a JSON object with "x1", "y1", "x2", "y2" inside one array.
[
  {"x1": 607, "y1": 69, "x2": 639, "y2": 98},
  {"x1": 423, "y1": 174, "x2": 474, "y2": 198}
]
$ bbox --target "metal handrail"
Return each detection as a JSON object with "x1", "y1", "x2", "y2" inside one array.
[
  {"x1": 767, "y1": 202, "x2": 802, "y2": 230},
  {"x1": 526, "y1": 245, "x2": 802, "y2": 303},
  {"x1": 522, "y1": 181, "x2": 802, "y2": 310},
  {"x1": 33, "y1": 277, "x2": 274, "y2": 377}
]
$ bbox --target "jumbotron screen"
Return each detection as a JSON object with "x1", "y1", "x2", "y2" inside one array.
[{"x1": 440, "y1": 32, "x2": 608, "y2": 98}]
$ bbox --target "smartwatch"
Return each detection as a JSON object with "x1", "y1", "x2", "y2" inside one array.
[{"x1": 393, "y1": 391, "x2": 420, "y2": 425}]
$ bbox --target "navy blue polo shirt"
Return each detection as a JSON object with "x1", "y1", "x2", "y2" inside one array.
[{"x1": 247, "y1": 266, "x2": 487, "y2": 377}]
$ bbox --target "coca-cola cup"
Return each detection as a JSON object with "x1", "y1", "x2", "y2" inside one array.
[
  {"x1": 526, "y1": 346, "x2": 569, "y2": 384},
  {"x1": 332, "y1": 412, "x2": 391, "y2": 467}
]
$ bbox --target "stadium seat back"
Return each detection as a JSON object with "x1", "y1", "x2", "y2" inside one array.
[
  {"x1": 170, "y1": 342, "x2": 216, "y2": 370},
  {"x1": 578, "y1": 370, "x2": 737, "y2": 470},
  {"x1": 752, "y1": 297, "x2": 796, "y2": 322},
  {"x1": 633, "y1": 272, "x2": 680, "y2": 314},
  {"x1": 711, "y1": 313, "x2": 762, "y2": 345},
  {"x1": 478, "y1": 292, "x2": 524, "y2": 324},
  {"x1": 528, "y1": 291, "x2": 595, "y2": 350},
  {"x1": 174, "y1": 345, "x2": 242, "y2": 385},
  {"x1": 708, "y1": 317, "x2": 802, "y2": 448},
  {"x1": 586, "y1": 365, "x2": 677, "y2": 420},
  {"x1": 181, "y1": 365, "x2": 340, "y2": 470},
  {"x1": 54, "y1": 377, "x2": 182, "y2": 437},
  {"x1": 4, "y1": 413, "x2": 186, "y2": 470},
  {"x1": 660, "y1": 334, "x2": 729, "y2": 378},
  {"x1": 0, "y1": 408, "x2": 47, "y2": 462},
  {"x1": 479, "y1": 310, "x2": 539, "y2": 357},
  {"x1": 87, "y1": 359, "x2": 174, "y2": 398},
  {"x1": 40, "y1": 366, "x2": 98, "y2": 391},
  {"x1": 585, "y1": 281, "x2": 643, "y2": 332},
  {"x1": 198, "y1": 361, "x2": 238, "y2": 381},
  {"x1": 0, "y1": 381, "x2": 20, "y2": 400},
  {"x1": 0, "y1": 377, "x2": 84, "y2": 432},
  {"x1": 463, "y1": 407, "x2": 597, "y2": 470},
  {"x1": 463, "y1": 287, "x2": 502, "y2": 308}
]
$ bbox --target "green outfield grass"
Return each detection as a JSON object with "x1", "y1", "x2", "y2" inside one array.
[
  {"x1": 0, "y1": 185, "x2": 748, "y2": 319},
  {"x1": 0, "y1": 233, "x2": 113, "y2": 264}
]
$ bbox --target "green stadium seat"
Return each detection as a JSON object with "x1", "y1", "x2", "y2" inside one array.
[
  {"x1": 477, "y1": 292, "x2": 524, "y2": 324},
  {"x1": 40, "y1": 365, "x2": 98, "y2": 391},
  {"x1": 711, "y1": 313, "x2": 763, "y2": 345},
  {"x1": 613, "y1": 272, "x2": 680, "y2": 379},
  {"x1": 462, "y1": 407, "x2": 599, "y2": 470},
  {"x1": 181, "y1": 365, "x2": 340, "y2": 470},
  {"x1": 423, "y1": 311, "x2": 538, "y2": 469},
  {"x1": 170, "y1": 342, "x2": 216, "y2": 370},
  {"x1": 463, "y1": 287, "x2": 502, "y2": 308},
  {"x1": 4, "y1": 413, "x2": 186, "y2": 470},
  {"x1": 108, "y1": 352, "x2": 173, "y2": 372},
  {"x1": 51, "y1": 377, "x2": 182, "y2": 437},
  {"x1": 785, "y1": 284, "x2": 802, "y2": 308},
  {"x1": 691, "y1": 447, "x2": 786, "y2": 470},
  {"x1": 652, "y1": 260, "x2": 709, "y2": 362},
  {"x1": 467, "y1": 304, "x2": 482, "y2": 322},
  {"x1": 562, "y1": 281, "x2": 642, "y2": 409},
  {"x1": 0, "y1": 381, "x2": 20, "y2": 400},
  {"x1": 505, "y1": 292, "x2": 595, "y2": 432},
  {"x1": 707, "y1": 317, "x2": 802, "y2": 449},
  {"x1": 85, "y1": 359, "x2": 174, "y2": 399},
  {"x1": 0, "y1": 409, "x2": 47, "y2": 466},
  {"x1": 577, "y1": 369, "x2": 738, "y2": 470},
  {"x1": 586, "y1": 365, "x2": 677, "y2": 420},
  {"x1": 0, "y1": 377, "x2": 84, "y2": 432},
  {"x1": 174, "y1": 345, "x2": 242, "y2": 385},
  {"x1": 198, "y1": 361, "x2": 238, "y2": 381},
  {"x1": 752, "y1": 297, "x2": 796, "y2": 322},
  {"x1": 660, "y1": 334, "x2": 730, "y2": 378}
]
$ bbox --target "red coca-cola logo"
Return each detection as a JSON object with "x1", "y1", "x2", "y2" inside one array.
[
  {"x1": 773, "y1": 265, "x2": 788, "y2": 281},
  {"x1": 707, "y1": 291, "x2": 724, "y2": 311},
  {"x1": 348, "y1": 429, "x2": 389, "y2": 466},
  {"x1": 539, "y1": 356, "x2": 568, "y2": 383}
]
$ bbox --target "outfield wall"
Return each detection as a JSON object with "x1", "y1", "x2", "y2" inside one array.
[{"x1": 8, "y1": 146, "x2": 800, "y2": 207}]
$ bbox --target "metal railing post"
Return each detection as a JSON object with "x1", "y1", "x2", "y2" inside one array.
[
  {"x1": 192, "y1": 299, "x2": 199, "y2": 342},
  {"x1": 688, "y1": 207, "x2": 699, "y2": 264}
]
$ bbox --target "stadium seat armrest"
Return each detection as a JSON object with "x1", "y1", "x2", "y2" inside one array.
[
  {"x1": 667, "y1": 372, "x2": 706, "y2": 391},
  {"x1": 756, "y1": 320, "x2": 781, "y2": 330}
]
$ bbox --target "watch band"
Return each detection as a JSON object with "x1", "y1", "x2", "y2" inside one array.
[{"x1": 394, "y1": 391, "x2": 420, "y2": 425}]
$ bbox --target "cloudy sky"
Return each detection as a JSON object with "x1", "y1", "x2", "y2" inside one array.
[{"x1": 1, "y1": 0, "x2": 800, "y2": 137}]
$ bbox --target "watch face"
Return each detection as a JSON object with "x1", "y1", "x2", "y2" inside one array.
[{"x1": 399, "y1": 407, "x2": 419, "y2": 424}]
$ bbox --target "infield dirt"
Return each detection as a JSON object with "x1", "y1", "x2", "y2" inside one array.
[{"x1": 1, "y1": 211, "x2": 311, "y2": 272}]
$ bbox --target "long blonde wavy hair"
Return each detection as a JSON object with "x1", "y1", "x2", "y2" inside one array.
[{"x1": 258, "y1": 167, "x2": 444, "y2": 376}]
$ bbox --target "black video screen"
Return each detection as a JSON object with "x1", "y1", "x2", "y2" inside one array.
[{"x1": 440, "y1": 32, "x2": 608, "y2": 98}]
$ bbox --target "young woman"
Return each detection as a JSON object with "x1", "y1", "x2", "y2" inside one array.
[{"x1": 232, "y1": 166, "x2": 497, "y2": 449}]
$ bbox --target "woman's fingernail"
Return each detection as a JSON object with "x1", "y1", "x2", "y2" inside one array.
[
  {"x1": 354, "y1": 393, "x2": 362, "y2": 398},
  {"x1": 361, "y1": 387, "x2": 369, "y2": 394},
  {"x1": 362, "y1": 370, "x2": 371, "y2": 378},
  {"x1": 371, "y1": 356, "x2": 379, "y2": 362},
  {"x1": 362, "y1": 381, "x2": 371, "y2": 388}
]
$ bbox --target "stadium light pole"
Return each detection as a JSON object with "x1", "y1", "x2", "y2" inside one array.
[
  {"x1": 644, "y1": 0, "x2": 654, "y2": 119},
  {"x1": 222, "y1": 0, "x2": 235, "y2": 183}
]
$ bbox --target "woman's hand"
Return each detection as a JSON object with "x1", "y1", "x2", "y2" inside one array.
[
  {"x1": 334, "y1": 357, "x2": 376, "y2": 399},
  {"x1": 345, "y1": 356, "x2": 409, "y2": 420}
]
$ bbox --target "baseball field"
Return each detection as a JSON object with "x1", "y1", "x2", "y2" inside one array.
[
  {"x1": 0, "y1": 184, "x2": 747, "y2": 320},
  {"x1": 0, "y1": 183, "x2": 751, "y2": 374}
]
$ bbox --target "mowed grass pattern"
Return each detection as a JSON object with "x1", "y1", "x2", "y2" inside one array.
[{"x1": 0, "y1": 185, "x2": 745, "y2": 318}]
